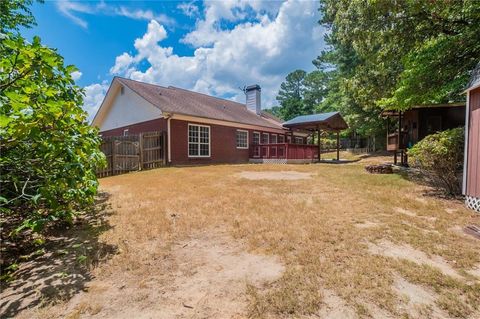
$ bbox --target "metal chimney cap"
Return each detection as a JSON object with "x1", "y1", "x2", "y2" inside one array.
[{"x1": 245, "y1": 84, "x2": 261, "y2": 92}]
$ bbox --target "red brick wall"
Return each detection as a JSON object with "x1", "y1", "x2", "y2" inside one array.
[
  {"x1": 100, "y1": 118, "x2": 167, "y2": 137},
  {"x1": 169, "y1": 119, "x2": 288, "y2": 165},
  {"x1": 99, "y1": 117, "x2": 295, "y2": 165}
]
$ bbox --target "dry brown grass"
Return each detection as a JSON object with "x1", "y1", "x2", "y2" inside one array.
[{"x1": 4, "y1": 154, "x2": 480, "y2": 318}]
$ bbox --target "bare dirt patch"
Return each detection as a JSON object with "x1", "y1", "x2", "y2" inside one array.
[
  {"x1": 159, "y1": 230, "x2": 284, "y2": 318},
  {"x1": 467, "y1": 264, "x2": 480, "y2": 278},
  {"x1": 237, "y1": 171, "x2": 312, "y2": 180},
  {"x1": 48, "y1": 230, "x2": 284, "y2": 319},
  {"x1": 316, "y1": 289, "x2": 357, "y2": 319},
  {"x1": 395, "y1": 207, "x2": 418, "y2": 217},
  {"x1": 368, "y1": 240, "x2": 463, "y2": 280},
  {"x1": 354, "y1": 221, "x2": 381, "y2": 229},
  {"x1": 393, "y1": 275, "x2": 449, "y2": 318}
]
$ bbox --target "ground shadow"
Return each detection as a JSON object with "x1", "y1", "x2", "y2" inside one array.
[
  {"x1": 0, "y1": 192, "x2": 117, "y2": 318},
  {"x1": 318, "y1": 159, "x2": 361, "y2": 164},
  {"x1": 392, "y1": 166, "x2": 465, "y2": 201}
]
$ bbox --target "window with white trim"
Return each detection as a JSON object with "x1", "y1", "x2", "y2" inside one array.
[
  {"x1": 295, "y1": 136, "x2": 304, "y2": 144},
  {"x1": 188, "y1": 124, "x2": 210, "y2": 157},
  {"x1": 123, "y1": 129, "x2": 129, "y2": 136},
  {"x1": 270, "y1": 134, "x2": 277, "y2": 144},
  {"x1": 261, "y1": 132, "x2": 269, "y2": 144},
  {"x1": 278, "y1": 135, "x2": 285, "y2": 143},
  {"x1": 236, "y1": 130, "x2": 248, "y2": 149},
  {"x1": 253, "y1": 132, "x2": 260, "y2": 145}
]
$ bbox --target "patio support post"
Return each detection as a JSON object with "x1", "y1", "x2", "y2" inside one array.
[
  {"x1": 336, "y1": 131, "x2": 340, "y2": 161},
  {"x1": 317, "y1": 125, "x2": 321, "y2": 162}
]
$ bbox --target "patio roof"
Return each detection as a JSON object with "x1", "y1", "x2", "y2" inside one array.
[
  {"x1": 381, "y1": 102, "x2": 465, "y2": 117},
  {"x1": 282, "y1": 111, "x2": 349, "y2": 131}
]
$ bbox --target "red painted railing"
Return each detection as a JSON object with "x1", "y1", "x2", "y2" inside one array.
[{"x1": 249, "y1": 143, "x2": 319, "y2": 160}]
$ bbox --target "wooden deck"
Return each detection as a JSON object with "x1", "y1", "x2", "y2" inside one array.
[{"x1": 249, "y1": 143, "x2": 319, "y2": 163}]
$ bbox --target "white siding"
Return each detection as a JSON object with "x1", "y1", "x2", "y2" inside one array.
[{"x1": 100, "y1": 85, "x2": 162, "y2": 131}]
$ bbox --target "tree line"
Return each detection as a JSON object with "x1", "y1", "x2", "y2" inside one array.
[{"x1": 270, "y1": 0, "x2": 479, "y2": 139}]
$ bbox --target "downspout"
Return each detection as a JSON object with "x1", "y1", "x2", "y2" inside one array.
[
  {"x1": 462, "y1": 92, "x2": 470, "y2": 195},
  {"x1": 164, "y1": 113, "x2": 172, "y2": 164}
]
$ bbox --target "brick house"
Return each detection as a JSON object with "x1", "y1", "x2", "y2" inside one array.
[{"x1": 92, "y1": 77, "x2": 347, "y2": 165}]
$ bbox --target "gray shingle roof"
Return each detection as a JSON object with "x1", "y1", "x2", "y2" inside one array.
[
  {"x1": 282, "y1": 111, "x2": 348, "y2": 131},
  {"x1": 467, "y1": 62, "x2": 480, "y2": 90},
  {"x1": 116, "y1": 77, "x2": 283, "y2": 129},
  {"x1": 283, "y1": 112, "x2": 340, "y2": 126}
]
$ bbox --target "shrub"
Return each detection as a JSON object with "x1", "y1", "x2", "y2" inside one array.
[
  {"x1": 0, "y1": 32, "x2": 105, "y2": 236},
  {"x1": 408, "y1": 127, "x2": 464, "y2": 195}
]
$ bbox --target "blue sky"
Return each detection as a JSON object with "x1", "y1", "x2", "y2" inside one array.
[{"x1": 22, "y1": 1, "x2": 325, "y2": 119}]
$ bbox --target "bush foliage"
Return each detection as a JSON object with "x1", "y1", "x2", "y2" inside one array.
[
  {"x1": 0, "y1": 20, "x2": 104, "y2": 235},
  {"x1": 408, "y1": 128, "x2": 464, "y2": 195}
]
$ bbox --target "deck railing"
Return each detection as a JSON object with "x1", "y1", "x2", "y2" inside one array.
[{"x1": 250, "y1": 143, "x2": 319, "y2": 160}]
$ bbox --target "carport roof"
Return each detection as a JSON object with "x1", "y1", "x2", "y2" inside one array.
[{"x1": 282, "y1": 112, "x2": 348, "y2": 131}]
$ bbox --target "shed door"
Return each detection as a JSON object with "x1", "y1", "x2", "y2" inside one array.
[{"x1": 467, "y1": 88, "x2": 480, "y2": 198}]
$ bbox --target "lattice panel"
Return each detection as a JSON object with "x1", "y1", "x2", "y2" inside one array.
[
  {"x1": 466, "y1": 195, "x2": 480, "y2": 212},
  {"x1": 262, "y1": 158, "x2": 287, "y2": 164}
]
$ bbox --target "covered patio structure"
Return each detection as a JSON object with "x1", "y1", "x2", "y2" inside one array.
[{"x1": 249, "y1": 111, "x2": 349, "y2": 164}]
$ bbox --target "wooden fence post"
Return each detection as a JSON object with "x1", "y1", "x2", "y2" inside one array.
[
  {"x1": 111, "y1": 139, "x2": 116, "y2": 176},
  {"x1": 139, "y1": 133, "x2": 144, "y2": 171},
  {"x1": 162, "y1": 131, "x2": 167, "y2": 165}
]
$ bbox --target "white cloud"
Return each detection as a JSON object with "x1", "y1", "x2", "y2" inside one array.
[
  {"x1": 56, "y1": 1, "x2": 93, "y2": 29},
  {"x1": 107, "y1": 0, "x2": 325, "y2": 108},
  {"x1": 71, "y1": 70, "x2": 82, "y2": 81},
  {"x1": 56, "y1": 1, "x2": 175, "y2": 29},
  {"x1": 113, "y1": 7, "x2": 176, "y2": 27},
  {"x1": 177, "y1": 2, "x2": 200, "y2": 17},
  {"x1": 83, "y1": 81, "x2": 109, "y2": 122}
]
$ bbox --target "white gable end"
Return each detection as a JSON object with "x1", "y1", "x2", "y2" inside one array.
[{"x1": 99, "y1": 84, "x2": 162, "y2": 132}]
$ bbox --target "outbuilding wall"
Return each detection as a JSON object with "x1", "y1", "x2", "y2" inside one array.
[{"x1": 466, "y1": 87, "x2": 480, "y2": 211}]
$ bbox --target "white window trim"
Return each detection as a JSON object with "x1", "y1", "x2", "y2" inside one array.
[
  {"x1": 253, "y1": 131, "x2": 260, "y2": 145},
  {"x1": 271, "y1": 134, "x2": 278, "y2": 144},
  {"x1": 123, "y1": 129, "x2": 129, "y2": 136},
  {"x1": 278, "y1": 134, "x2": 285, "y2": 143},
  {"x1": 188, "y1": 123, "x2": 211, "y2": 158},
  {"x1": 295, "y1": 136, "x2": 303, "y2": 144},
  {"x1": 236, "y1": 129, "x2": 249, "y2": 149},
  {"x1": 261, "y1": 132, "x2": 269, "y2": 145}
]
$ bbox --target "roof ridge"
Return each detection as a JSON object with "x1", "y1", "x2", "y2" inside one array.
[
  {"x1": 115, "y1": 76, "x2": 170, "y2": 90},
  {"x1": 168, "y1": 85, "x2": 247, "y2": 108}
]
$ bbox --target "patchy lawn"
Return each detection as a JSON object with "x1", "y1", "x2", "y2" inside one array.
[{"x1": 2, "y1": 155, "x2": 480, "y2": 318}]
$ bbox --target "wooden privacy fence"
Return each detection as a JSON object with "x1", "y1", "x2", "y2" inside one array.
[{"x1": 97, "y1": 131, "x2": 167, "y2": 177}]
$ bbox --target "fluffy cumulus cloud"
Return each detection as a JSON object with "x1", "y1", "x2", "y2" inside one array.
[
  {"x1": 84, "y1": 0, "x2": 325, "y2": 118},
  {"x1": 83, "y1": 81, "x2": 109, "y2": 122},
  {"x1": 71, "y1": 70, "x2": 82, "y2": 81},
  {"x1": 177, "y1": 2, "x2": 200, "y2": 18}
]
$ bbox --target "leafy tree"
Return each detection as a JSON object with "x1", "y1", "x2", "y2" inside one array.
[
  {"x1": 0, "y1": 2, "x2": 104, "y2": 236},
  {"x1": 317, "y1": 0, "x2": 480, "y2": 114},
  {"x1": 263, "y1": 106, "x2": 284, "y2": 120},
  {"x1": 306, "y1": 0, "x2": 480, "y2": 144},
  {"x1": 0, "y1": 0, "x2": 39, "y2": 33},
  {"x1": 303, "y1": 70, "x2": 330, "y2": 114},
  {"x1": 408, "y1": 128, "x2": 464, "y2": 195},
  {"x1": 275, "y1": 69, "x2": 332, "y2": 120}
]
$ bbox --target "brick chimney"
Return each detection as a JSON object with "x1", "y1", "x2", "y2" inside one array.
[{"x1": 245, "y1": 84, "x2": 261, "y2": 115}]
